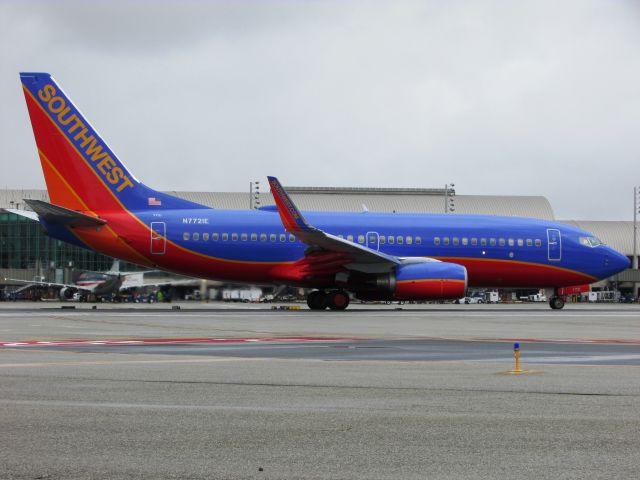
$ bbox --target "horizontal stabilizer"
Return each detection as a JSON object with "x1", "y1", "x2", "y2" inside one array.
[{"x1": 24, "y1": 199, "x2": 107, "y2": 228}]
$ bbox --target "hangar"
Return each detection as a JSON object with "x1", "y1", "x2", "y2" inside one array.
[{"x1": 1, "y1": 187, "x2": 637, "y2": 296}]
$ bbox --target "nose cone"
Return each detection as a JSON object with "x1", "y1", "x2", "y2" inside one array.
[{"x1": 603, "y1": 247, "x2": 630, "y2": 277}]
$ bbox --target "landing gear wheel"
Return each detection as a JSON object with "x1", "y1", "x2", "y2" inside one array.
[
  {"x1": 328, "y1": 290, "x2": 350, "y2": 311},
  {"x1": 307, "y1": 291, "x2": 328, "y2": 310},
  {"x1": 549, "y1": 296, "x2": 565, "y2": 310}
]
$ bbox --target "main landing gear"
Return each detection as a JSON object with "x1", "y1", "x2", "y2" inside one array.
[
  {"x1": 549, "y1": 296, "x2": 565, "y2": 310},
  {"x1": 307, "y1": 290, "x2": 350, "y2": 311}
]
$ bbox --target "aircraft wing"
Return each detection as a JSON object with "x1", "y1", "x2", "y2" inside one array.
[
  {"x1": 267, "y1": 176, "x2": 400, "y2": 272},
  {"x1": 2, "y1": 277, "x2": 94, "y2": 294},
  {"x1": 3, "y1": 208, "x2": 39, "y2": 221},
  {"x1": 119, "y1": 274, "x2": 197, "y2": 290}
]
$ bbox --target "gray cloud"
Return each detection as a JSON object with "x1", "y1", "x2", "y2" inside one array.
[{"x1": 1, "y1": 0, "x2": 639, "y2": 220}]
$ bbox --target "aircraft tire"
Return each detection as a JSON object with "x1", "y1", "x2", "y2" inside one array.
[
  {"x1": 307, "y1": 291, "x2": 328, "y2": 310},
  {"x1": 549, "y1": 296, "x2": 565, "y2": 310},
  {"x1": 328, "y1": 290, "x2": 350, "y2": 311}
]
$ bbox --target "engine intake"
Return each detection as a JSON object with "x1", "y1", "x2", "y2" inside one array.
[
  {"x1": 59, "y1": 287, "x2": 75, "y2": 300},
  {"x1": 356, "y1": 262, "x2": 467, "y2": 301}
]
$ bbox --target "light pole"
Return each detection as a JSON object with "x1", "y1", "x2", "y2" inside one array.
[
  {"x1": 444, "y1": 183, "x2": 455, "y2": 213},
  {"x1": 634, "y1": 186, "x2": 639, "y2": 270},
  {"x1": 249, "y1": 181, "x2": 261, "y2": 210}
]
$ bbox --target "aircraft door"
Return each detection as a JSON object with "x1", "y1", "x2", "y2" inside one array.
[
  {"x1": 366, "y1": 231, "x2": 380, "y2": 251},
  {"x1": 547, "y1": 228, "x2": 561, "y2": 262},
  {"x1": 150, "y1": 222, "x2": 166, "y2": 255}
]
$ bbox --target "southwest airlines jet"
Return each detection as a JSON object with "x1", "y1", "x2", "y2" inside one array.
[{"x1": 18, "y1": 72, "x2": 630, "y2": 310}]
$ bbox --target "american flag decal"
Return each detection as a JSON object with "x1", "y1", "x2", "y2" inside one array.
[{"x1": 148, "y1": 197, "x2": 162, "y2": 206}]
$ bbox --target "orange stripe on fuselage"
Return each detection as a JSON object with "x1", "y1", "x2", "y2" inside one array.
[
  {"x1": 435, "y1": 256, "x2": 596, "y2": 287},
  {"x1": 37, "y1": 150, "x2": 153, "y2": 266}
]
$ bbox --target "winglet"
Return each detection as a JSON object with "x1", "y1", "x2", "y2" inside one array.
[{"x1": 267, "y1": 176, "x2": 314, "y2": 233}]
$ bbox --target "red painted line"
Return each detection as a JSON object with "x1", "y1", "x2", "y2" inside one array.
[{"x1": 0, "y1": 336, "x2": 354, "y2": 348}]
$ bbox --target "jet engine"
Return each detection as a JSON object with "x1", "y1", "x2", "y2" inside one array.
[
  {"x1": 59, "y1": 287, "x2": 75, "y2": 300},
  {"x1": 357, "y1": 261, "x2": 467, "y2": 301}
]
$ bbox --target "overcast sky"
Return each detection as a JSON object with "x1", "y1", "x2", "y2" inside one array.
[{"x1": 1, "y1": 0, "x2": 639, "y2": 220}]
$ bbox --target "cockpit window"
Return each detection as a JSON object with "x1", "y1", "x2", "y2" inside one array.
[{"x1": 579, "y1": 236, "x2": 603, "y2": 247}]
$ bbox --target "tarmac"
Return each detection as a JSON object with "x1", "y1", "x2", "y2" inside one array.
[{"x1": 0, "y1": 302, "x2": 639, "y2": 479}]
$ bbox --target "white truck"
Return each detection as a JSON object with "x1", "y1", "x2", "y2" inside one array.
[{"x1": 485, "y1": 291, "x2": 500, "y2": 303}]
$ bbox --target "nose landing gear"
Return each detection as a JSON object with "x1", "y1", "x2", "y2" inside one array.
[{"x1": 306, "y1": 290, "x2": 350, "y2": 310}]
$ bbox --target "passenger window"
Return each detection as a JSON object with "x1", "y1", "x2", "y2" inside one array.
[
  {"x1": 183, "y1": 232, "x2": 190, "y2": 241},
  {"x1": 338, "y1": 234, "x2": 344, "y2": 239},
  {"x1": 260, "y1": 233, "x2": 266, "y2": 241},
  {"x1": 508, "y1": 238, "x2": 514, "y2": 246},
  {"x1": 526, "y1": 239, "x2": 533, "y2": 247},
  {"x1": 212, "y1": 233, "x2": 219, "y2": 241},
  {"x1": 358, "y1": 235, "x2": 365, "y2": 244},
  {"x1": 203, "y1": 233, "x2": 210, "y2": 241},
  {"x1": 222, "y1": 233, "x2": 228, "y2": 241},
  {"x1": 380, "y1": 236, "x2": 386, "y2": 245},
  {"x1": 279, "y1": 234, "x2": 286, "y2": 242},
  {"x1": 434, "y1": 237, "x2": 441, "y2": 246},
  {"x1": 452, "y1": 237, "x2": 459, "y2": 246},
  {"x1": 270, "y1": 234, "x2": 276, "y2": 242},
  {"x1": 347, "y1": 235, "x2": 354, "y2": 242},
  {"x1": 406, "y1": 236, "x2": 413, "y2": 245},
  {"x1": 471, "y1": 238, "x2": 478, "y2": 246},
  {"x1": 415, "y1": 236, "x2": 422, "y2": 245},
  {"x1": 388, "y1": 236, "x2": 395, "y2": 245},
  {"x1": 499, "y1": 238, "x2": 505, "y2": 246},
  {"x1": 481, "y1": 238, "x2": 487, "y2": 246},
  {"x1": 535, "y1": 239, "x2": 542, "y2": 247},
  {"x1": 232, "y1": 233, "x2": 238, "y2": 241},
  {"x1": 443, "y1": 237, "x2": 450, "y2": 246},
  {"x1": 193, "y1": 232, "x2": 200, "y2": 241},
  {"x1": 517, "y1": 239, "x2": 524, "y2": 247},
  {"x1": 251, "y1": 233, "x2": 257, "y2": 241},
  {"x1": 289, "y1": 234, "x2": 295, "y2": 242},
  {"x1": 462, "y1": 237, "x2": 468, "y2": 246},
  {"x1": 489, "y1": 238, "x2": 496, "y2": 246},
  {"x1": 397, "y1": 236, "x2": 404, "y2": 245},
  {"x1": 241, "y1": 233, "x2": 247, "y2": 241}
]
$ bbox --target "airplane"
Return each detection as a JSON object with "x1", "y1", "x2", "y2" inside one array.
[
  {"x1": 2, "y1": 260, "x2": 183, "y2": 301},
  {"x1": 16, "y1": 72, "x2": 630, "y2": 310}
]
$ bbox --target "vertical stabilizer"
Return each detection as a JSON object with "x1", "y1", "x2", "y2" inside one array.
[{"x1": 20, "y1": 72, "x2": 206, "y2": 213}]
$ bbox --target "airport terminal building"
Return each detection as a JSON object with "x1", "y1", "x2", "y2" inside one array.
[{"x1": 1, "y1": 187, "x2": 638, "y2": 297}]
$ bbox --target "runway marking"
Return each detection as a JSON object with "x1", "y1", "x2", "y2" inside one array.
[
  {"x1": 0, "y1": 358, "x2": 258, "y2": 368},
  {"x1": 3, "y1": 335, "x2": 640, "y2": 348},
  {"x1": 0, "y1": 336, "x2": 353, "y2": 348}
]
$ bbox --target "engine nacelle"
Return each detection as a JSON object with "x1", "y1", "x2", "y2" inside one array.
[
  {"x1": 59, "y1": 287, "x2": 75, "y2": 300},
  {"x1": 393, "y1": 262, "x2": 467, "y2": 300}
]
